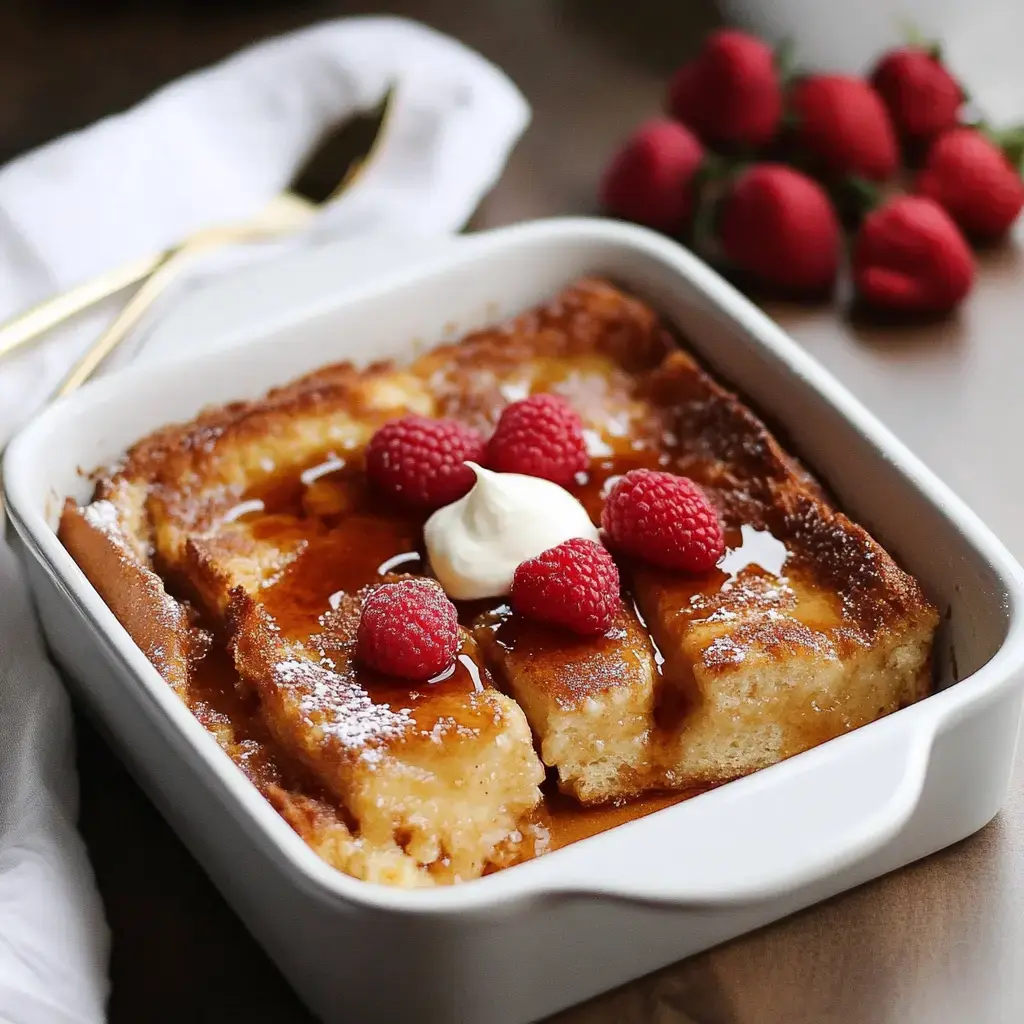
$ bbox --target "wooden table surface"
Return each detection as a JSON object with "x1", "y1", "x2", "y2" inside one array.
[{"x1": 5, "y1": 2, "x2": 1023, "y2": 1022}]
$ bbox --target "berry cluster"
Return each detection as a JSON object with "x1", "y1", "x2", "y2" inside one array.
[
  {"x1": 600, "y1": 30, "x2": 1024, "y2": 316},
  {"x1": 358, "y1": 398, "x2": 726, "y2": 677},
  {"x1": 509, "y1": 471, "x2": 723, "y2": 636},
  {"x1": 365, "y1": 393, "x2": 588, "y2": 512}
]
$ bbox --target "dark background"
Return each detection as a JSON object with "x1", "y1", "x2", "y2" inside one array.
[
  {"x1": 0, "y1": 1, "x2": 720, "y2": 215},
  {"x1": 3, "y1": 2, "x2": 718, "y2": 1021}
]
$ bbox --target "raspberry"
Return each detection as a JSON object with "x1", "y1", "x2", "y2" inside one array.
[
  {"x1": 511, "y1": 538, "x2": 620, "y2": 636},
  {"x1": 486, "y1": 394, "x2": 588, "y2": 487},
  {"x1": 356, "y1": 578, "x2": 460, "y2": 681},
  {"x1": 365, "y1": 416, "x2": 486, "y2": 510},
  {"x1": 601, "y1": 469, "x2": 724, "y2": 572}
]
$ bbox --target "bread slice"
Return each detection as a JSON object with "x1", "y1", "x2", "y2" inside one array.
[
  {"x1": 229, "y1": 586, "x2": 543, "y2": 882},
  {"x1": 632, "y1": 350, "x2": 937, "y2": 786},
  {"x1": 476, "y1": 603, "x2": 659, "y2": 804},
  {"x1": 59, "y1": 497, "x2": 205, "y2": 696}
]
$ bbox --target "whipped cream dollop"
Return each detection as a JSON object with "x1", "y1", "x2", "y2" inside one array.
[{"x1": 424, "y1": 463, "x2": 599, "y2": 600}]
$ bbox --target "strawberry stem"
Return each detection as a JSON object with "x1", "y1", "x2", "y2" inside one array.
[{"x1": 897, "y1": 18, "x2": 926, "y2": 47}]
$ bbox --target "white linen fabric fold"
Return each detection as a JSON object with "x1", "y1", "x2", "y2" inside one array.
[{"x1": 0, "y1": 17, "x2": 528, "y2": 1023}]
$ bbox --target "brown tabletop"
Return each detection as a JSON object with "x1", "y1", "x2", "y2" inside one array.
[{"x1": 6, "y1": 2, "x2": 1023, "y2": 1022}]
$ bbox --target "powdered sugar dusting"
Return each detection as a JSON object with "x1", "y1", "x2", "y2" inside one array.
[
  {"x1": 705, "y1": 635, "x2": 746, "y2": 665},
  {"x1": 83, "y1": 499, "x2": 121, "y2": 536},
  {"x1": 691, "y1": 571, "x2": 795, "y2": 623},
  {"x1": 276, "y1": 658, "x2": 413, "y2": 759},
  {"x1": 78, "y1": 497, "x2": 190, "y2": 666}
]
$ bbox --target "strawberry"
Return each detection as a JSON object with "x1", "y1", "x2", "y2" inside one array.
[
  {"x1": 915, "y1": 127, "x2": 1024, "y2": 242},
  {"x1": 668, "y1": 30, "x2": 782, "y2": 151},
  {"x1": 599, "y1": 119, "x2": 705, "y2": 234},
  {"x1": 716, "y1": 164, "x2": 841, "y2": 296},
  {"x1": 789, "y1": 75, "x2": 898, "y2": 183},
  {"x1": 853, "y1": 195, "x2": 974, "y2": 314},
  {"x1": 870, "y1": 45, "x2": 963, "y2": 145}
]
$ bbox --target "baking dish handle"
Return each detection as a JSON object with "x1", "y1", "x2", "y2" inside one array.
[{"x1": 556, "y1": 718, "x2": 934, "y2": 907}]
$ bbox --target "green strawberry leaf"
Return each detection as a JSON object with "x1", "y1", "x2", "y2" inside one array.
[
  {"x1": 780, "y1": 106, "x2": 801, "y2": 132},
  {"x1": 689, "y1": 159, "x2": 743, "y2": 262},
  {"x1": 774, "y1": 38, "x2": 799, "y2": 87},
  {"x1": 689, "y1": 191, "x2": 718, "y2": 258},
  {"x1": 834, "y1": 176, "x2": 881, "y2": 228},
  {"x1": 897, "y1": 18, "x2": 927, "y2": 47},
  {"x1": 1001, "y1": 137, "x2": 1024, "y2": 176},
  {"x1": 896, "y1": 17, "x2": 944, "y2": 61},
  {"x1": 979, "y1": 123, "x2": 1024, "y2": 175},
  {"x1": 695, "y1": 150, "x2": 729, "y2": 182}
]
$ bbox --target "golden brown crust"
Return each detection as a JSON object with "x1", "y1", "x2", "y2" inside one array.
[
  {"x1": 641, "y1": 350, "x2": 935, "y2": 644},
  {"x1": 416, "y1": 278, "x2": 676, "y2": 430},
  {"x1": 58, "y1": 497, "x2": 206, "y2": 695}
]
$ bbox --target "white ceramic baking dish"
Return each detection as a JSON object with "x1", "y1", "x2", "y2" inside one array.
[{"x1": 5, "y1": 218, "x2": 1024, "y2": 1024}]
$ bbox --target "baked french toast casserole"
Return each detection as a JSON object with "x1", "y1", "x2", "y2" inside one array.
[{"x1": 60, "y1": 279, "x2": 938, "y2": 888}]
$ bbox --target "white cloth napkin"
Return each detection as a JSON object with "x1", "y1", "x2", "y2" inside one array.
[{"x1": 0, "y1": 16, "x2": 528, "y2": 1023}]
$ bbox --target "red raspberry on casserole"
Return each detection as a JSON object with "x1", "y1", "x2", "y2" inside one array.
[
  {"x1": 365, "y1": 415, "x2": 486, "y2": 510},
  {"x1": 601, "y1": 469, "x2": 724, "y2": 572},
  {"x1": 486, "y1": 394, "x2": 588, "y2": 487},
  {"x1": 356, "y1": 578, "x2": 460, "y2": 681},
  {"x1": 511, "y1": 538, "x2": 620, "y2": 636}
]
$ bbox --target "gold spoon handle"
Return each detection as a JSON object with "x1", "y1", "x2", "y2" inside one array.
[
  {"x1": 54, "y1": 199, "x2": 316, "y2": 399},
  {"x1": 0, "y1": 251, "x2": 172, "y2": 361},
  {"x1": 0, "y1": 193, "x2": 315, "y2": 366},
  {"x1": 54, "y1": 250, "x2": 198, "y2": 398},
  {"x1": 0, "y1": 87, "x2": 394, "y2": 366}
]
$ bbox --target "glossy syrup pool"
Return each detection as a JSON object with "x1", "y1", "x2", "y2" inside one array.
[{"x1": 208, "y1": 450, "x2": 785, "y2": 860}]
